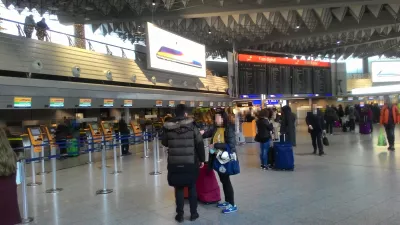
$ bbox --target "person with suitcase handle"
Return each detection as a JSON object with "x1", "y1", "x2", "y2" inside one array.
[
  {"x1": 255, "y1": 109, "x2": 274, "y2": 170},
  {"x1": 306, "y1": 111, "x2": 326, "y2": 156}
]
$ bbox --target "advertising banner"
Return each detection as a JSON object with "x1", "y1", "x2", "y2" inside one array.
[
  {"x1": 146, "y1": 22, "x2": 206, "y2": 77},
  {"x1": 371, "y1": 61, "x2": 400, "y2": 82}
]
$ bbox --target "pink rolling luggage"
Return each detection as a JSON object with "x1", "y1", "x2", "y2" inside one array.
[{"x1": 196, "y1": 166, "x2": 221, "y2": 204}]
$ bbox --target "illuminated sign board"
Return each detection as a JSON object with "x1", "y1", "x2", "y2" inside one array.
[
  {"x1": 49, "y1": 98, "x2": 64, "y2": 108},
  {"x1": 124, "y1": 100, "x2": 133, "y2": 107},
  {"x1": 14, "y1": 97, "x2": 32, "y2": 108},
  {"x1": 79, "y1": 98, "x2": 91, "y2": 107},
  {"x1": 104, "y1": 99, "x2": 114, "y2": 107}
]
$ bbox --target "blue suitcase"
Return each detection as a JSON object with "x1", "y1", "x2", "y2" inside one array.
[{"x1": 273, "y1": 138, "x2": 294, "y2": 171}]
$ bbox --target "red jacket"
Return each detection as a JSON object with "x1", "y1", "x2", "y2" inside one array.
[{"x1": 380, "y1": 105, "x2": 399, "y2": 125}]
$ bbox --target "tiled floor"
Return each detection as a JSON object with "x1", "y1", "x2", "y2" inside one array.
[{"x1": 18, "y1": 125, "x2": 400, "y2": 225}]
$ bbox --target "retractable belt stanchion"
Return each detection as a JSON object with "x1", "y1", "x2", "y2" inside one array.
[
  {"x1": 87, "y1": 138, "x2": 93, "y2": 164},
  {"x1": 111, "y1": 137, "x2": 122, "y2": 175},
  {"x1": 142, "y1": 129, "x2": 149, "y2": 158},
  {"x1": 118, "y1": 132, "x2": 123, "y2": 158},
  {"x1": 96, "y1": 136, "x2": 113, "y2": 195},
  {"x1": 37, "y1": 145, "x2": 49, "y2": 175},
  {"x1": 20, "y1": 158, "x2": 34, "y2": 224},
  {"x1": 46, "y1": 145, "x2": 63, "y2": 193},
  {"x1": 27, "y1": 145, "x2": 41, "y2": 186},
  {"x1": 150, "y1": 132, "x2": 162, "y2": 175}
]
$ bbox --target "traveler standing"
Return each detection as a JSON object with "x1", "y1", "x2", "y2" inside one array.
[
  {"x1": 0, "y1": 127, "x2": 21, "y2": 225},
  {"x1": 324, "y1": 105, "x2": 337, "y2": 135},
  {"x1": 203, "y1": 109, "x2": 238, "y2": 214},
  {"x1": 36, "y1": 18, "x2": 49, "y2": 41},
  {"x1": 255, "y1": 109, "x2": 273, "y2": 170},
  {"x1": 380, "y1": 98, "x2": 399, "y2": 151},
  {"x1": 338, "y1": 105, "x2": 345, "y2": 126},
  {"x1": 280, "y1": 106, "x2": 296, "y2": 146},
  {"x1": 118, "y1": 116, "x2": 131, "y2": 155},
  {"x1": 348, "y1": 106, "x2": 358, "y2": 132},
  {"x1": 24, "y1": 15, "x2": 35, "y2": 38},
  {"x1": 162, "y1": 104, "x2": 205, "y2": 223},
  {"x1": 306, "y1": 111, "x2": 325, "y2": 156},
  {"x1": 55, "y1": 118, "x2": 69, "y2": 159}
]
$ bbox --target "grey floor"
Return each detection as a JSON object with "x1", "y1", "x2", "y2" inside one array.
[{"x1": 18, "y1": 125, "x2": 400, "y2": 225}]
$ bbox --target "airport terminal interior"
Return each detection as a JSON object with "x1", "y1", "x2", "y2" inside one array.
[{"x1": 1, "y1": 0, "x2": 400, "y2": 225}]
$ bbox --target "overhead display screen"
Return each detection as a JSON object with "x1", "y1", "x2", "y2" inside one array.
[
  {"x1": 49, "y1": 98, "x2": 64, "y2": 108},
  {"x1": 313, "y1": 68, "x2": 332, "y2": 94},
  {"x1": 268, "y1": 66, "x2": 291, "y2": 95},
  {"x1": 14, "y1": 97, "x2": 32, "y2": 108},
  {"x1": 146, "y1": 22, "x2": 206, "y2": 77},
  {"x1": 371, "y1": 61, "x2": 400, "y2": 82},
  {"x1": 79, "y1": 98, "x2": 91, "y2": 107},
  {"x1": 292, "y1": 67, "x2": 313, "y2": 94}
]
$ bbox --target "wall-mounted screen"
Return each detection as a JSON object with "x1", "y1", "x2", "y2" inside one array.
[
  {"x1": 156, "y1": 100, "x2": 163, "y2": 107},
  {"x1": 104, "y1": 99, "x2": 114, "y2": 107},
  {"x1": 146, "y1": 22, "x2": 206, "y2": 77},
  {"x1": 14, "y1": 97, "x2": 32, "y2": 108},
  {"x1": 79, "y1": 98, "x2": 91, "y2": 107},
  {"x1": 124, "y1": 100, "x2": 133, "y2": 107},
  {"x1": 371, "y1": 61, "x2": 400, "y2": 82},
  {"x1": 30, "y1": 128, "x2": 41, "y2": 136},
  {"x1": 169, "y1": 101, "x2": 175, "y2": 107},
  {"x1": 190, "y1": 101, "x2": 195, "y2": 107},
  {"x1": 49, "y1": 98, "x2": 64, "y2": 108},
  {"x1": 348, "y1": 97, "x2": 354, "y2": 101},
  {"x1": 337, "y1": 97, "x2": 343, "y2": 101}
]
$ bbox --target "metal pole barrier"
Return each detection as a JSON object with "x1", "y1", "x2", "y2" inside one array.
[
  {"x1": 96, "y1": 137, "x2": 113, "y2": 195},
  {"x1": 27, "y1": 146, "x2": 41, "y2": 186},
  {"x1": 20, "y1": 159, "x2": 34, "y2": 223},
  {"x1": 37, "y1": 145, "x2": 49, "y2": 175},
  {"x1": 142, "y1": 129, "x2": 149, "y2": 158},
  {"x1": 150, "y1": 133, "x2": 162, "y2": 175},
  {"x1": 87, "y1": 138, "x2": 93, "y2": 164},
  {"x1": 111, "y1": 137, "x2": 122, "y2": 175},
  {"x1": 118, "y1": 132, "x2": 123, "y2": 158},
  {"x1": 46, "y1": 145, "x2": 63, "y2": 193},
  {"x1": 156, "y1": 134, "x2": 161, "y2": 162}
]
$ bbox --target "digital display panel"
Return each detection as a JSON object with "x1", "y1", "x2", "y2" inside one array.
[
  {"x1": 49, "y1": 98, "x2": 64, "y2": 108},
  {"x1": 79, "y1": 98, "x2": 91, "y2": 107},
  {"x1": 14, "y1": 97, "x2": 32, "y2": 108},
  {"x1": 146, "y1": 22, "x2": 206, "y2": 77}
]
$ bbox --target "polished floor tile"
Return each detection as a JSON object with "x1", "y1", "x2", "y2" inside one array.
[{"x1": 17, "y1": 124, "x2": 400, "y2": 225}]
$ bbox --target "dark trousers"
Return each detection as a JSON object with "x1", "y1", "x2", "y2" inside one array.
[
  {"x1": 175, "y1": 185, "x2": 197, "y2": 215},
  {"x1": 349, "y1": 119, "x2": 355, "y2": 131},
  {"x1": 218, "y1": 173, "x2": 235, "y2": 205},
  {"x1": 121, "y1": 135, "x2": 129, "y2": 154},
  {"x1": 385, "y1": 124, "x2": 395, "y2": 147},
  {"x1": 311, "y1": 132, "x2": 323, "y2": 153},
  {"x1": 326, "y1": 119, "x2": 334, "y2": 134}
]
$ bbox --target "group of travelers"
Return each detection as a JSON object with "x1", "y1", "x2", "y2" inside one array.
[
  {"x1": 162, "y1": 104, "x2": 238, "y2": 223},
  {"x1": 24, "y1": 15, "x2": 50, "y2": 41}
]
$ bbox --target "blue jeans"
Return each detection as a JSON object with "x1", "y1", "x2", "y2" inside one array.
[{"x1": 260, "y1": 141, "x2": 270, "y2": 166}]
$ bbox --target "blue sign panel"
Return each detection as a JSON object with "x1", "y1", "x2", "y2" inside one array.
[{"x1": 266, "y1": 99, "x2": 280, "y2": 105}]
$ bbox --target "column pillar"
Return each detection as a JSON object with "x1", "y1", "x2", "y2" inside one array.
[
  {"x1": 124, "y1": 108, "x2": 130, "y2": 122},
  {"x1": 74, "y1": 24, "x2": 86, "y2": 49}
]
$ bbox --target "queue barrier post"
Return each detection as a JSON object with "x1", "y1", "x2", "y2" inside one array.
[
  {"x1": 46, "y1": 145, "x2": 63, "y2": 194},
  {"x1": 96, "y1": 137, "x2": 113, "y2": 195},
  {"x1": 87, "y1": 138, "x2": 94, "y2": 164},
  {"x1": 118, "y1": 132, "x2": 123, "y2": 158},
  {"x1": 37, "y1": 145, "x2": 49, "y2": 175},
  {"x1": 150, "y1": 132, "x2": 162, "y2": 176},
  {"x1": 111, "y1": 137, "x2": 122, "y2": 175},
  {"x1": 20, "y1": 158, "x2": 34, "y2": 224},
  {"x1": 142, "y1": 130, "x2": 149, "y2": 158},
  {"x1": 27, "y1": 146, "x2": 41, "y2": 186}
]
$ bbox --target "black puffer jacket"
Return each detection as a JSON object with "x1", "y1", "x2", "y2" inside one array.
[
  {"x1": 256, "y1": 118, "x2": 273, "y2": 143},
  {"x1": 162, "y1": 117, "x2": 205, "y2": 187}
]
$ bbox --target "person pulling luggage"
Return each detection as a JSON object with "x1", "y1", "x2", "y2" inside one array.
[
  {"x1": 255, "y1": 109, "x2": 274, "y2": 170},
  {"x1": 162, "y1": 104, "x2": 205, "y2": 223},
  {"x1": 306, "y1": 111, "x2": 326, "y2": 156}
]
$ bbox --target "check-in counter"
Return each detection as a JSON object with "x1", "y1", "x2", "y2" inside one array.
[{"x1": 242, "y1": 120, "x2": 256, "y2": 143}]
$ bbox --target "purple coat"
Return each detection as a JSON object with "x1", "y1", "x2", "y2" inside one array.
[{"x1": 0, "y1": 173, "x2": 21, "y2": 225}]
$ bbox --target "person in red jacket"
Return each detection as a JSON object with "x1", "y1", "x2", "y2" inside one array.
[{"x1": 380, "y1": 98, "x2": 399, "y2": 151}]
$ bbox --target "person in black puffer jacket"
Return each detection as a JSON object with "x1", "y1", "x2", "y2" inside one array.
[
  {"x1": 118, "y1": 116, "x2": 131, "y2": 155},
  {"x1": 162, "y1": 104, "x2": 205, "y2": 223}
]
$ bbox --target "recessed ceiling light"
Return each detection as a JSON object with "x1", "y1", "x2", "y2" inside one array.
[
  {"x1": 337, "y1": 41, "x2": 341, "y2": 44},
  {"x1": 296, "y1": 25, "x2": 300, "y2": 29},
  {"x1": 208, "y1": 29, "x2": 211, "y2": 34},
  {"x1": 152, "y1": 0, "x2": 156, "y2": 6}
]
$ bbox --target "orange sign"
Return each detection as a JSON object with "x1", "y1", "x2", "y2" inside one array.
[
  {"x1": 180, "y1": 101, "x2": 186, "y2": 104},
  {"x1": 238, "y1": 54, "x2": 331, "y2": 68},
  {"x1": 156, "y1": 100, "x2": 163, "y2": 106}
]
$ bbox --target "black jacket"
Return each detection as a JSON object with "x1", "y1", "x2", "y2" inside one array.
[
  {"x1": 306, "y1": 112, "x2": 325, "y2": 134},
  {"x1": 118, "y1": 119, "x2": 130, "y2": 135},
  {"x1": 203, "y1": 123, "x2": 236, "y2": 171},
  {"x1": 162, "y1": 117, "x2": 205, "y2": 187},
  {"x1": 256, "y1": 118, "x2": 273, "y2": 143}
]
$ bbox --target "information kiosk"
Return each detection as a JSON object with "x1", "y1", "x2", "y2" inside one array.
[
  {"x1": 87, "y1": 122, "x2": 102, "y2": 164},
  {"x1": 26, "y1": 126, "x2": 43, "y2": 186},
  {"x1": 100, "y1": 121, "x2": 114, "y2": 142}
]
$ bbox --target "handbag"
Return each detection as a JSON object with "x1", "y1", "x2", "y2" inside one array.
[
  {"x1": 378, "y1": 128, "x2": 387, "y2": 146},
  {"x1": 213, "y1": 144, "x2": 240, "y2": 176},
  {"x1": 322, "y1": 135, "x2": 329, "y2": 146}
]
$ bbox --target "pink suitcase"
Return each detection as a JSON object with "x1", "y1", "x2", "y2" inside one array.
[{"x1": 196, "y1": 166, "x2": 221, "y2": 204}]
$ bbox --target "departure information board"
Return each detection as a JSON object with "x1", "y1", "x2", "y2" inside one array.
[
  {"x1": 313, "y1": 68, "x2": 332, "y2": 94},
  {"x1": 268, "y1": 66, "x2": 291, "y2": 95},
  {"x1": 292, "y1": 67, "x2": 313, "y2": 94}
]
